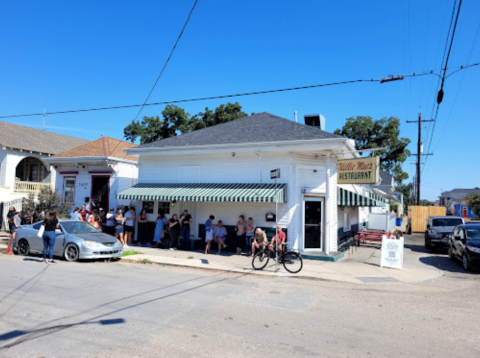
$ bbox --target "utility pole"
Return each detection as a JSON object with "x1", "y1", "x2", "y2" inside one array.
[
  {"x1": 407, "y1": 108, "x2": 433, "y2": 205},
  {"x1": 43, "y1": 108, "x2": 46, "y2": 130}
]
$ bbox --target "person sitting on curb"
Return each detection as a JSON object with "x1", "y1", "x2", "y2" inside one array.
[
  {"x1": 213, "y1": 220, "x2": 228, "y2": 255},
  {"x1": 251, "y1": 228, "x2": 267, "y2": 256}
]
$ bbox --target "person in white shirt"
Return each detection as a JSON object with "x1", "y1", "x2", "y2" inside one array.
[
  {"x1": 105, "y1": 208, "x2": 116, "y2": 236},
  {"x1": 124, "y1": 207, "x2": 135, "y2": 246}
]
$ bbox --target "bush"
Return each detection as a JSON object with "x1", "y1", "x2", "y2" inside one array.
[{"x1": 22, "y1": 187, "x2": 72, "y2": 222}]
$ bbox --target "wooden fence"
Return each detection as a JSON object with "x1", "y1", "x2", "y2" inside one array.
[{"x1": 408, "y1": 206, "x2": 446, "y2": 233}]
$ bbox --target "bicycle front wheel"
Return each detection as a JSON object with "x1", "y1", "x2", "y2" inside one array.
[
  {"x1": 282, "y1": 252, "x2": 303, "y2": 273},
  {"x1": 252, "y1": 251, "x2": 270, "y2": 270}
]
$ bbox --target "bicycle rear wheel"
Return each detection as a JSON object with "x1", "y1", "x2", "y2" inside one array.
[
  {"x1": 252, "y1": 251, "x2": 270, "y2": 270},
  {"x1": 282, "y1": 252, "x2": 303, "y2": 273}
]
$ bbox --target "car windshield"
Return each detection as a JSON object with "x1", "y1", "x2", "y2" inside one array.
[
  {"x1": 432, "y1": 219, "x2": 463, "y2": 227},
  {"x1": 466, "y1": 228, "x2": 480, "y2": 240},
  {"x1": 62, "y1": 221, "x2": 101, "y2": 234}
]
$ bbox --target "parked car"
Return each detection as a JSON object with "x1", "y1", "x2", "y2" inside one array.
[
  {"x1": 425, "y1": 216, "x2": 464, "y2": 252},
  {"x1": 13, "y1": 220, "x2": 123, "y2": 262},
  {"x1": 448, "y1": 224, "x2": 480, "y2": 271}
]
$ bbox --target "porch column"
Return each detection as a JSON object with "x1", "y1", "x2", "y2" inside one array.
[{"x1": 325, "y1": 154, "x2": 331, "y2": 255}]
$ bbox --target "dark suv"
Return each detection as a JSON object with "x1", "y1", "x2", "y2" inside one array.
[
  {"x1": 425, "y1": 216, "x2": 464, "y2": 252},
  {"x1": 448, "y1": 224, "x2": 480, "y2": 271}
]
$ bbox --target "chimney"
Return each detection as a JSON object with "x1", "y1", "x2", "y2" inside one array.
[{"x1": 304, "y1": 114, "x2": 325, "y2": 130}]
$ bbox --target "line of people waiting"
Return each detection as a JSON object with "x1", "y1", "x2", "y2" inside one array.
[{"x1": 68, "y1": 205, "x2": 286, "y2": 256}]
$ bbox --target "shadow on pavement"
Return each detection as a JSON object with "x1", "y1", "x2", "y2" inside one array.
[
  {"x1": 0, "y1": 319, "x2": 125, "y2": 350},
  {"x1": 419, "y1": 256, "x2": 479, "y2": 275}
]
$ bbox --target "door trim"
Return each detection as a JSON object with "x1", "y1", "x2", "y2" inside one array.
[{"x1": 302, "y1": 195, "x2": 325, "y2": 251}]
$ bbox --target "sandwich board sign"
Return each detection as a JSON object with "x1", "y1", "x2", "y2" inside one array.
[{"x1": 380, "y1": 235, "x2": 404, "y2": 269}]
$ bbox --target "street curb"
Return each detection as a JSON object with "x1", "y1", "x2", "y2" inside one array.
[
  {"x1": 117, "y1": 257, "x2": 340, "y2": 282},
  {"x1": 117, "y1": 257, "x2": 423, "y2": 284}
]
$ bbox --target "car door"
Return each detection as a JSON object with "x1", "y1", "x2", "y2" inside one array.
[
  {"x1": 53, "y1": 225, "x2": 66, "y2": 255},
  {"x1": 28, "y1": 222, "x2": 44, "y2": 252},
  {"x1": 454, "y1": 227, "x2": 465, "y2": 257}
]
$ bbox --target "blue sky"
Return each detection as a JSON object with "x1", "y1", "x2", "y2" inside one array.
[{"x1": 1, "y1": 0, "x2": 479, "y2": 200}]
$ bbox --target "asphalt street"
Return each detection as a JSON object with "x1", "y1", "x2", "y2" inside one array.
[{"x1": 1, "y1": 235, "x2": 479, "y2": 358}]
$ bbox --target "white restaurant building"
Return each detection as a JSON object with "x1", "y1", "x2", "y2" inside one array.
[{"x1": 117, "y1": 113, "x2": 388, "y2": 256}]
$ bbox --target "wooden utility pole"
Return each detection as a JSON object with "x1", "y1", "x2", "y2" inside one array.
[{"x1": 407, "y1": 108, "x2": 433, "y2": 206}]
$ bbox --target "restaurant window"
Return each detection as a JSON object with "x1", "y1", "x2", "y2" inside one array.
[
  {"x1": 158, "y1": 201, "x2": 170, "y2": 215},
  {"x1": 142, "y1": 201, "x2": 154, "y2": 214},
  {"x1": 343, "y1": 212, "x2": 351, "y2": 232},
  {"x1": 64, "y1": 178, "x2": 76, "y2": 203}
]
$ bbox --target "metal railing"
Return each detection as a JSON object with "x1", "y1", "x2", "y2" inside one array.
[
  {"x1": 14, "y1": 181, "x2": 50, "y2": 193},
  {"x1": 1, "y1": 198, "x2": 23, "y2": 231}
]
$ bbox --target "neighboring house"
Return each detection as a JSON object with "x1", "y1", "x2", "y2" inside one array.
[
  {"x1": 439, "y1": 188, "x2": 480, "y2": 219},
  {"x1": 0, "y1": 121, "x2": 89, "y2": 203},
  {"x1": 117, "y1": 112, "x2": 387, "y2": 255},
  {"x1": 44, "y1": 137, "x2": 138, "y2": 212}
]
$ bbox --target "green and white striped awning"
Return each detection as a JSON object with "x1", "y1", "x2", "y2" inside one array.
[
  {"x1": 117, "y1": 183, "x2": 288, "y2": 203},
  {"x1": 337, "y1": 188, "x2": 387, "y2": 207}
]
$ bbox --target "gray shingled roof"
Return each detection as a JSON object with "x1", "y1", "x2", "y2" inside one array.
[
  {"x1": 0, "y1": 121, "x2": 90, "y2": 154},
  {"x1": 374, "y1": 170, "x2": 395, "y2": 193},
  {"x1": 137, "y1": 112, "x2": 342, "y2": 149},
  {"x1": 440, "y1": 188, "x2": 480, "y2": 201}
]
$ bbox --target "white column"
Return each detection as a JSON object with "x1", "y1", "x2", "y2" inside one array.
[{"x1": 325, "y1": 154, "x2": 331, "y2": 255}]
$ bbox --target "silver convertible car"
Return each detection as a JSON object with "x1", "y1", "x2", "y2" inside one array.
[{"x1": 13, "y1": 220, "x2": 124, "y2": 262}]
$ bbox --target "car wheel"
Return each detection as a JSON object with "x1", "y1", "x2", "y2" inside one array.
[
  {"x1": 64, "y1": 244, "x2": 80, "y2": 262},
  {"x1": 462, "y1": 254, "x2": 471, "y2": 271},
  {"x1": 424, "y1": 234, "x2": 430, "y2": 249},
  {"x1": 18, "y1": 239, "x2": 30, "y2": 256},
  {"x1": 448, "y1": 246, "x2": 454, "y2": 261}
]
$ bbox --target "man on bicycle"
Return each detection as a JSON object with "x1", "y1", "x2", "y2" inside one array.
[{"x1": 268, "y1": 225, "x2": 286, "y2": 256}]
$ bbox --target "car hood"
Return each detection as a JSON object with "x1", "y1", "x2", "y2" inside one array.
[
  {"x1": 466, "y1": 240, "x2": 480, "y2": 248},
  {"x1": 432, "y1": 228, "x2": 455, "y2": 233},
  {"x1": 73, "y1": 233, "x2": 120, "y2": 244}
]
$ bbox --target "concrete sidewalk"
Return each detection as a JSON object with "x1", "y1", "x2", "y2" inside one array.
[
  {"x1": 119, "y1": 239, "x2": 442, "y2": 284},
  {"x1": 0, "y1": 232, "x2": 443, "y2": 284}
]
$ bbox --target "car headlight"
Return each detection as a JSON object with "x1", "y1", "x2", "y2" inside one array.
[
  {"x1": 82, "y1": 240, "x2": 103, "y2": 249},
  {"x1": 466, "y1": 245, "x2": 480, "y2": 253}
]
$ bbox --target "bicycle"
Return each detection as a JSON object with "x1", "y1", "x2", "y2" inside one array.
[{"x1": 252, "y1": 243, "x2": 303, "y2": 274}]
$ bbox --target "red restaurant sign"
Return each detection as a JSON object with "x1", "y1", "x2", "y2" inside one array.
[{"x1": 337, "y1": 157, "x2": 380, "y2": 184}]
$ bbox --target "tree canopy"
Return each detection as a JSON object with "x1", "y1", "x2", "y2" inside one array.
[
  {"x1": 467, "y1": 193, "x2": 480, "y2": 218},
  {"x1": 334, "y1": 116, "x2": 411, "y2": 184},
  {"x1": 124, "y1": 102, "x2": 250, "y2": 145}
]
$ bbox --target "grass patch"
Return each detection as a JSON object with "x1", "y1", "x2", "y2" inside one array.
[
  {"x1": 122, "y1": 250, "x2": 143, "y2": 257},
  {"x1": 139, "y1": 259, "x2": 153, "y2": 264},
  {"x1": 187, "y1": 256, "x2": 194, "y2": 259}
]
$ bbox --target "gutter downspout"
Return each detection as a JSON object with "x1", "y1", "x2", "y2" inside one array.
[{"x1": 325, "y1": 154, "x2": 331, "y2": 255}]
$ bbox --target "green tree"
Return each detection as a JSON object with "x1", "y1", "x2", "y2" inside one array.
[
  {"x1": 334, "y1": 116, "x2": 411, "y2": 184},
  {"x1": 22, "y1": 187, "x2": 71, "y2": 222},
  {"x1": 124, "y1": 105, "x2": 190, "y2": 145},
  {"x1": 419, "y1": 199, "x2": 433, "y2": 206},
  {"x1": 396, "y1": 182, "x2": 412, "y2": 213},
  {"x1": 467, "y1": 193, "x2": 480, "y2": 218},
  {"x1": 124, "y1": 102, "x2": 249, "y2": 144}
]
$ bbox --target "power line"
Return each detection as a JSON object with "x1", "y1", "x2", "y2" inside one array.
[
  {"x1": 423, "y1": 0, "x2": 458, "y2": 149},
  {"x1": 433, "y1": 19, "x2": 480, "y2": 152},
  {"x1": 423, "y1": 0, "x2": 463, "y2": 172},
  {"x1": 0, "y1": 63, "x2": 478, "y2": 120},
  {"x1": 132, "y1": 0, "x2": 200, "y2": 121}
]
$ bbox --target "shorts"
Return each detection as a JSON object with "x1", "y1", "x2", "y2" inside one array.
[
  {"x1": 115, "y1": 227, "x2": 123, "y2": 234},
  {"x1": 206, "y1": 231, "x2": 213, "y2": 242},
  {"x1": 124, "y1": 226, "x2": 134, "y2": 233},
  {"x1": 11, "y1": 227, "x2": 18, "y2": 233}
]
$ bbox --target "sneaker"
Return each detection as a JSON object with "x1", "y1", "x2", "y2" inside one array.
[
  {"x1": 146, "y1": 243, "x2": 152, "y2": 247},
  {"x1": 50, "y1": 260, "x2": 56, "y2": 264},
  {"x1": 216, "y1": 252, "x2": 221, "y2": 255},
  {"x1": 43, "y1": 259, "x2": 47, "y2": 264},
  {"x1": 124, "y1": 244, "x2": 129, "y2": 249},
  {"x1": 169, "y1": 248, "x2": 174, "y2": 251},
  {"x1": 46, "y1": 260, "x2": 52, "y2": 265}
]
